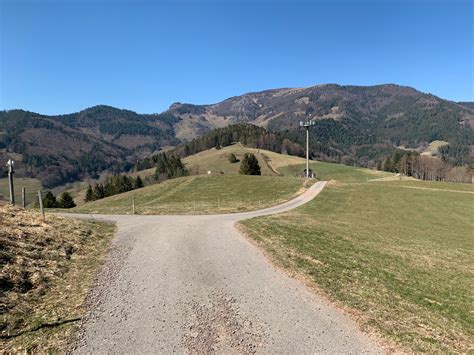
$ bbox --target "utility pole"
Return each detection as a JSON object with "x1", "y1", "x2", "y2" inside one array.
[
  {"x1": 6, "y1": 159, "x2": 15, "y2": 205},
  {"x1": 299, "y1": 120, "x2": 316, "y2": 178}
]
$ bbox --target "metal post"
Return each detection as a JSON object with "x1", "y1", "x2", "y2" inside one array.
[
  {"x1": 306, "y1": 127, "x2": 309, "y2": 178},
  {"x1": 6, "y1": 159, "x2": 14, "y2": 205},
  {"x1": 38, "y1": 190, "x2": 45, "y2": 220},
  {"x1": 22, "y1": 188, "x2": 26, "y2": 208},
  {"x1": 300, "y1": 121, "x2": 315, "y2": 179},
  {"x1": 132, "y1": 195, "x2": 136, "y2": 214}
]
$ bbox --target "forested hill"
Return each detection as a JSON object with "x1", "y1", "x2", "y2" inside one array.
[
  {"x1": 1, "y1": 84, "x2": 473, "y2": 187},
  {"x1": 168, "y1": 84, "x2": 474, "y2": 166},
  {"x1": 0, "y1": 106, "x2": 178, "y2": 186}
]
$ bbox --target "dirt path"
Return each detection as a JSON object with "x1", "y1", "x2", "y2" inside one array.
[{"x1": 67, "y1": 181, "x2": 381, "y2": 353}]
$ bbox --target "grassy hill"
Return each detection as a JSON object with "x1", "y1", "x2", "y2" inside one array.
[
  {"x1": 240, "y1": 178, "x2": 474, "y2": 353},
  {"x1": 0, "y1": 206, "x2": 115, "y2": 352},
  {"x1": 73, "y1": 175, "x2": 309, "y2": 215},
  {"x1": 78, "y1": 145, "x2": 392, "y2": 215},
  {"x1": 183, "y1": 143, "x2": 310, "y2": 176}
]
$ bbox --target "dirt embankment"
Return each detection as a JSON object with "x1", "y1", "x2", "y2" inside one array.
[{"x1": 0, "y1": 206, "x2": 115, "y2": 353}]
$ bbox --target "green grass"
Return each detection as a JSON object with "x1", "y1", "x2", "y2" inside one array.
[
  {"x1": 379, "y1": 179, "x2": 474, "y2": 192},
  {"x1": 0, "y1": 177, "x2": 43, "y2": 206},
  {"x1": 73, "y1": 175, "x2": 307, "y2": 215},
  {"x1": 279, "y1": 161, "x2": 392, "y2": 181},
  {"x1": 240, "y1": 181, "x2": 473, "y2": 353}
]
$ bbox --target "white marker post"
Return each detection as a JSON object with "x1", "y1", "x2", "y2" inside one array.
[{"x1": 6, "y1": 159, "x2": 14, "y2": 205}]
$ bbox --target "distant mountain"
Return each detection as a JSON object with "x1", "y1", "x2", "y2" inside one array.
[
  {"x1": 1, "y1": 84, "x2": 473, "y2": 186},
  {"x1": 168, "y1": 84, "x2": 474, "y2": 165}
]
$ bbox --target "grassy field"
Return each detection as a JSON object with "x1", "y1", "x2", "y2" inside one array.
[
  {"x1": 0, "y1": 206, "x2": 115, "y2": 352},
  {"x1": 0, "y1": 178, "x2": 43, "y2": 206},
  {"x1": 240, "y1": 180, "x2": 473, "y2": 352},
  {"x1": 135, "y1": 144, "x2": 389, "y2": 182},
  {"x1": 279, "y1": 161, "x2": 392, "y2": 182},
  {"x1": 73, "y1": 175, "x2": 308, "y2": 215}
]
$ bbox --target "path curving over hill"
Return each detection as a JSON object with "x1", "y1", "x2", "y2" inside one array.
[{"x1": 66, "y1": 181, "x2": 381, "y2": 353}]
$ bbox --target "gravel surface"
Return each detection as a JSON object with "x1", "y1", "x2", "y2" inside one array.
[{"x1": 67, "y1": 181, "x2": 381, "y2": 353}]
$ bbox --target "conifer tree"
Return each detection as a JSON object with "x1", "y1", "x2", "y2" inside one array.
[
  {"x1": 42, "y1": 191, "x2": 58, "y2": 208},
  {"x1": 85, "y1": 184, "x2": 94, "y2": 202},
  {"x1": 239, "y1": 153, "x2": 261, "y2": 175},
  {"x1": 59, "y1": 192, "x2": 76, "y2": 208},
  {"x1": 134, "y1": 176, "x2": 144, "y2": 189}
]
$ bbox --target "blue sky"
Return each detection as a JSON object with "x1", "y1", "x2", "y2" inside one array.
[{"x1": 1, "y1": 0, "x2": 473, "y2": 115}]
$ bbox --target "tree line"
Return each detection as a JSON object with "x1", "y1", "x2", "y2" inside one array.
[
  {"x1": 42, "y1": 191, "x2": 76, "y2": 208},
  {"x1": 378, "y1": 150, "x2": 472, "y2": 183},
  {"x1": 84, "y1": 174, "x2": 144, "y2": 202}
]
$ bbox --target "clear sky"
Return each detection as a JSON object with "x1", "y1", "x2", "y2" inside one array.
[{"x1": 1, "y1": 0, "x2": 473, "y2": 115}]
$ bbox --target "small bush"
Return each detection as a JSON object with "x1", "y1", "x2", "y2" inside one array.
[{"x1": 228, "y1": 153, "x2": 239, "y2": 163}]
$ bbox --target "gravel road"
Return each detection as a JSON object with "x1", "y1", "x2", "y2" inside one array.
[{"x1": 68, "y1": 181, "x2": 381, "y2": 353}]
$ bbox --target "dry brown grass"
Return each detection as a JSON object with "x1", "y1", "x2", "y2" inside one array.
[{"x1": 0, "y1": 206, "x2": 115, "y2": 352}]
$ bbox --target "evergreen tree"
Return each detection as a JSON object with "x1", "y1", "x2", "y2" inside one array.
[
  {"x1": 59, "y1": 192, "x2": 76, "y2": 208},
  {"x1": 228, "y1": 153, "x2": 238, "y2": 163},
  {"x1": 239, "y1": 153, "x2": 261, "y2": 175},
  {"x1": 85, "y1": 184, "x2": 94, "y2": 202},
  {"x1": 93, "y1": 183, "x2": 106, "y2": 200},
  {"x1": 134, "y1": 176, "x2": 144, "y2": 189},
  {"x1": 42, "y1": 191, "x2": 58, "y2": 208}
]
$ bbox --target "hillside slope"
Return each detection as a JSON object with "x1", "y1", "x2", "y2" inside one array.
[
  {"x1": 168, "y1": 84, "x2": 474, "y2": 165},
  {"x1": 0, "y1": 107, "x2": 178, "y2": 187},
  {"x1": 2, "y1": 84, "x2": 472, "y2": 187}
]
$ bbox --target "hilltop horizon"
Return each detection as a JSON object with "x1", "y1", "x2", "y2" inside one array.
[{"x1": 2, "y1": 83, "x2": 472, "y2": 116}]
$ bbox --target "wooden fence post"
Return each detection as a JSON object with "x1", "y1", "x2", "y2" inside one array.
[
  {"x1": 22, "y1": 188, "x2": 26, "y2": 208},
  {"x1": 38, "y1": 190, "x2": 45, "y2": 221},
  {"x1": 132, "y1": 195, "x2": 136, "y2": 215}
]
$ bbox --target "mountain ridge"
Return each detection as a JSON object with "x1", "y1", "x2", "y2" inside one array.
[{"x1": 1, "y1": 83, "x2": 473, "y2": 186}]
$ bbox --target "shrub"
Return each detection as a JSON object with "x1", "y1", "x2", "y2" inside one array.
[{"x1": 228, "y1": 153, "x2": 238, "y2": 163}]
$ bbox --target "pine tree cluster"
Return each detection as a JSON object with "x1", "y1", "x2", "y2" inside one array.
[
  {"x1": 84, "y1": 175, "x2": 144, "y2": 202},
  {"x1": 42, "y1": 191, "x2": 76, "y2": 208}
]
